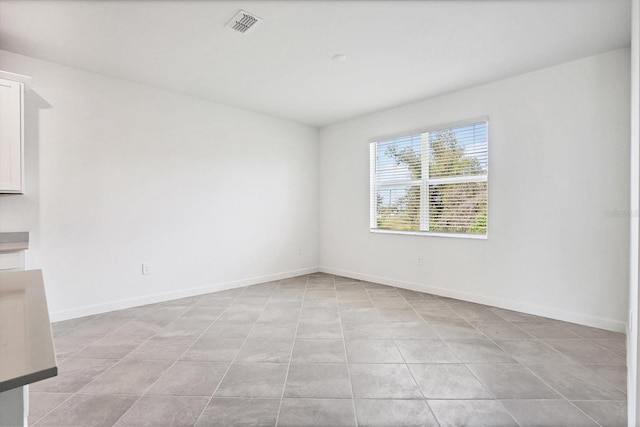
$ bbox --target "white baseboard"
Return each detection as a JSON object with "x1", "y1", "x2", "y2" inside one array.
[
  {"x1": 50, "y1": 264, "x2": 626, "y2": 333},
  {"x1": 320, "y1": 266, "x2": 627, "y2": 333},
  {"x1": 49, "y1": 266, "x2": 319, "y2": 322}
]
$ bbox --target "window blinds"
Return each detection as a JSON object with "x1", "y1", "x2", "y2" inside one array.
[{"x1": 370, "y1": 120, "x2": 488, "y2": 237}]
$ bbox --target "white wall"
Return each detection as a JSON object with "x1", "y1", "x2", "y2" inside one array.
[
  {"x1": 0, "y1": 50, "x2": 319, "y2": 321},
  {"x1": 630, "y1": 0, "x2": 640, "y2": 423},
  {"x1": 320, "y1": 48, "x2": 631, "y2": 332},
  {"x1": 0, "y1": 47, "x2": 631, "y2": 332}
]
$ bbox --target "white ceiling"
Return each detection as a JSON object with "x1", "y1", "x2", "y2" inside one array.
[{"x1": 0, "y1": 0, "x2": 631, "y2": 127}]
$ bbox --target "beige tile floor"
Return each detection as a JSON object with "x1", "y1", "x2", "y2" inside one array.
[{"x1": 30, "y1": 273, "x2": 626, "y2": 426}]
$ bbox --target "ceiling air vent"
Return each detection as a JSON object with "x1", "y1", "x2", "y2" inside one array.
[{"x1": 226, "y1": 10, "x2": 262, "y2": 34}]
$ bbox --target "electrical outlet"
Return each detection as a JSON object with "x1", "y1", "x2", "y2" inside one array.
[
  {"x1": 416, "y1": 256, "x2": 423, "y2": 266},
  {"x1": 142, "y1": 264, "x2": 151, "y2": 275}
]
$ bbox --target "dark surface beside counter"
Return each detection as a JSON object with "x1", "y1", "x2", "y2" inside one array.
[
  {"x1": 0, "y1": 232, "x2": 29, "y2": 253},
  {"x1": 0, "y1": 232, "x2": 29, "y2": 244}
]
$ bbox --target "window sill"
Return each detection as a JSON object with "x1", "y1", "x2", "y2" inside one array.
[{"x1": 370, "y1": 228, "x2": 488, "y2": 240}]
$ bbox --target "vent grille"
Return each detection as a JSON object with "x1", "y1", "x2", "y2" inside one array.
[{"x1": 226, "y1": 10, "x2": 262, "y2": 34}]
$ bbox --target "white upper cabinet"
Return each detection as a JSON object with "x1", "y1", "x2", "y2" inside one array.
[{"x1": 0, "y1": 77, "x2": 24, "y2": 193}]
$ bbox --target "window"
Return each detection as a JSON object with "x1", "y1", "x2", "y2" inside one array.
[{"x1": 370, "y1": 119, "x2": 488, "y2": 238}]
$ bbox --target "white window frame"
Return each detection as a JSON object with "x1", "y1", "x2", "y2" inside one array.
[{"x1": 370, "y1": 117, "x2": 489, "y2": 239}]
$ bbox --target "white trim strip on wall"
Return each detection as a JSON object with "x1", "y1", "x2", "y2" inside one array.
[
  {"x1": 320, "y1": 266, "x2": 626, "y2": 333},
  {"x1": 51, "y1": 261, "x2": 627, "y2": 333},
  {"x1": 49, "y1": 266, "x2": 319, "y2": 322}
]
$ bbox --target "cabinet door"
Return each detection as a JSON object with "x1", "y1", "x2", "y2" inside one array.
[{"x1": 0, "y1": 78, "x2": 24, "y2": 193}]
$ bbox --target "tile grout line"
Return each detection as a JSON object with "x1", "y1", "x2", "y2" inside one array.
[
  {"x1": 41, "y1": 275, "x2": 626, "y2": 426},
  {"x1": 445, "y1": 302, "x2": 586, "y2": 422},
  {"x1": 275, "y1": 274, "x2": 313, "y2": 427},
  {"x1": 190, "y1": 285, "x2": 278, "y2": 427},
  {"x1": 53, "y1": 312, "x2": 108, "y2": 336},
  {"x1": 61, "y1": 303, "x2": 192, "y2": 361},
  {"x1": 60, "y1": 301, "x2": 198, "y2": 358},
  {"x1": 53, "y1": 314, "x2": 127, "y2": 360},
  {"x1": 44, "y1": 304, "x2": 197, "y2": 424},
  {"x1": 106, "y1": 294, "x2": 238, "y2": 424},
  {"x1": 388, "y1": 289, "x2": 446, "y2": 427},
  {"x1": 457, "y1": 306, "x2": 624, "y2": 425},
  {"x1": 36, "y1": 306, "x2": 180, "y2": 424},
  {"x1": 36, "y1": 302, "x2": 198, "y2": 425},
  {"x1": 442, "y1": 301, "x2": 606, "y2": 426},
  {"x1": 439, "y1": 301, "x2": 571, "y2": 424},
  {"x1": 29, "y1": 392, "x2": 75, "y2": 426},
  {"x1": 109, "y1": 291, "x2": 246, "y2": 426},
  {"x1": 335, "y1": 277, "x2": 359, "y2": 427}
]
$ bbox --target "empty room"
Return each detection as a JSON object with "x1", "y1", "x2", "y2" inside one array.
[{"x1": 0, "y1": 0, "x2": 637, "y2": 426}]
